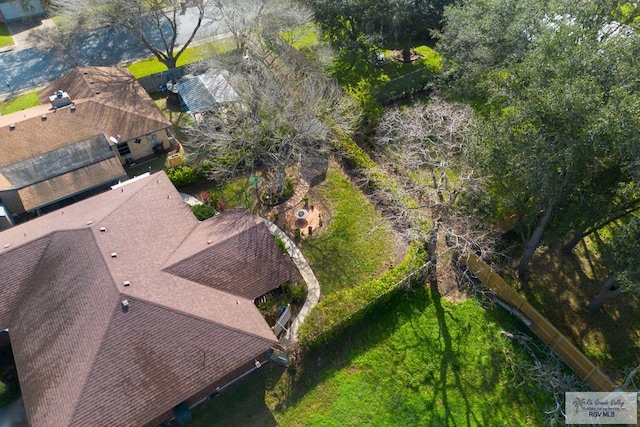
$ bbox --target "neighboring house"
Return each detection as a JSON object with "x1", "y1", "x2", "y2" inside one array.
[
  {"x1": 0, "y1": 172, "x2": 293, "y2": 426},
  {"x1": 0, "y1": 0, "x2": 45, "y2": 22},
  {"x1": 173, "y1": 71, "x2": 240, "y2": 117},
  {"x1": 0, "y1": 66, "x2": 176, "y2": 217}
]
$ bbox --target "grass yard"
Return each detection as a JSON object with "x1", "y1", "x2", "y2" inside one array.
[
  {"x1": 189, "y1": 285, "x2": 551, "y2": 426},
  {"x1": 330, "y1": 43, "x2": 441, "y2": 101},
  {"x1": 0, "y1": 90, "x2": 40, "y2": 115},
  {"x1": 126, "y1": 40, "x2": 235, "y2": 79},
  {"x1": 206, "y1": 177, "x2": 260, "y2": 213},
  {"x1": 0, "y1": 23, "x2": 14, "y2": 49},
  {"x1": 301, "y1": 164, "x2": 402, "y2": 295}
]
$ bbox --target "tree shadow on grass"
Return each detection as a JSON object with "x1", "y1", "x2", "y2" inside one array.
[
  {"x1": 271, "y1": 285, "x2": 431, "y2": 413},
  {"x1": 524, "y1": 245, "x2": 640, "y2": 382}
]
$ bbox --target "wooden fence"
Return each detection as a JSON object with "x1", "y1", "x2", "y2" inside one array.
[
  {"x1": 137, "y1": 67, "x2": 186, "y2": 92},
  {"x1": 462, "y1": 253, "x2": 618, "y2": 392}
]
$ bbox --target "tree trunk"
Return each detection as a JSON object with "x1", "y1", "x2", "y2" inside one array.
[
  {"x1": 402, "y1": 39, "x2": 412, "y2": 63},
  {"x1": 516, "y1": 199, "x2": 556, "y2": 277},
  {"x1": 588, "y1": 273, "x2": 621, "y2": 313},
  {"x1": 561, "y1": 226, "x2": 586, "y2": 254}
]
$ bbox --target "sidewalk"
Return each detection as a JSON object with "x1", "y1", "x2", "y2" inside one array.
[{"x1": 261, "y1": 218, "x2": 320, "y2": 342}]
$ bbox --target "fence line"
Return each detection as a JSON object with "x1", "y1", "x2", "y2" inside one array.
[
  {"x1": 137, "y1": 67, "x2": 186, "y2": 93},
  {"x1": 462, "y1": 253, "x2": 617, "y2": 391}
]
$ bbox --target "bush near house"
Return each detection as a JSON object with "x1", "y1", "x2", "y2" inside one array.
[
  {"x1": 190, "y1": 204, "x2": 216, "y2": 221},
  {"x1": 166, "y1": 165, "x2": 198, "y2": 187}
]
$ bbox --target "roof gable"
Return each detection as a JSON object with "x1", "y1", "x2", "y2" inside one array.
[
  {"x1": 71, "y1": 298, "x2": 276, "y2": 426},
  {"x1": 164, "y1": 210, "x2": 293, "y2": 300}
]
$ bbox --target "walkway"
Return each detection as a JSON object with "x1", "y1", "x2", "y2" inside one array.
[{"x1": 261, "y1": 218, "x2": 320, "y2": 343}]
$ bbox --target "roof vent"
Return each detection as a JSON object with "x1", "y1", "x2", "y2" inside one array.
[
  {"x1": 9, "y1": 124, "x2": 15, "y2": 130},
  {"x1": 123, "y1": 280, "x2": 131, "y2": 287},
  {"x1": 110, "y1": 252, "x2": 118, "y2": 258},
  {"x1": 49, "y1": 90, "x2": 72, "y2": 108},
  {"x1": 3, "y1": 244, "x2": 9, "y2": 249},
  {"x1": 99, "y1": 227, "x2": 107, "y2": 232},
  {"x1": 86, "y1": 220, "x2": 93, "y2": 225},
  {"x1": 41, "y1": 114, "x2": 47, "y2": 121},
  {"x1": 122, "y1": 299, "x2": 129, "y2": 308}
]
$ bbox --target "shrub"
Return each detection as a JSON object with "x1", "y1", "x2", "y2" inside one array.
[
  {"x1": 283, "y1": 281, "x2": 307, "y2": 304},
  {"x1": 166, "y1": 165, "x2": 198, "y2": 187},
  {"x1": 274, "y1": 236, "x2": 287, "y2": 254},
  {"x1": 282, "y1": 178, "x2": 295, "y2": 199},
  {"x1": 190, "y1": 204, "x2": 216, "y2": 221}
]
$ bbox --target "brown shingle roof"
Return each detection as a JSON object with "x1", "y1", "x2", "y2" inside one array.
[
  {"x1": 0, "y1": 172, "x2": 287, "y2": 426},
  {"x1": 0, "y1": 67, "x2": 171, "y2": 167},
  {"x1": 165, "y1": 209, "x2": 293, "y2": 299}
]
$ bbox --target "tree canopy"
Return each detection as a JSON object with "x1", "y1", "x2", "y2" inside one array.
[
  {"x1": 308, "y1": 0, "x2": 452, "y2": 60},
  {"x1": 441, "y1": 0, "x2": 640, "y2": 275}
]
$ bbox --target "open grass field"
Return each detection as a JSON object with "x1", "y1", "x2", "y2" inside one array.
[
  {"x1": 0, "y1": 23, "x2": 14, "y2": 49},
  {"x1": 189, "y1": 285, "x2": 551, "y2": 426},
  {"x1": 301, "y1": 164, "x2": 403, "y2": 295},
  {"x1": 0, "y1": 90, "x2": 40, "y2": 115}
]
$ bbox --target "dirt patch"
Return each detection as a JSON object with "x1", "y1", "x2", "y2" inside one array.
[{"x1": 390, "y1": 49, "x2": 424, "y2": 63}]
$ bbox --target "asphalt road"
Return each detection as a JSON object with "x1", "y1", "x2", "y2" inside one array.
[{"x1": 0, "y1": 7, "x2": 225, "y2": 100}]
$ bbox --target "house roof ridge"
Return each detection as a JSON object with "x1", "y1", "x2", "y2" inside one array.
[
  {"x1": 161, "y1": 210, "x2": 262, "y2": 272},
  {"x1": 61, "y1": 238, "x2": 123, "y2": 427},
  {"x1": 119, "y1": 291, "x2": 278, "y2": 344},
  {"x1": 90, "y1": 98, "x2": 171, "y2": 130}
]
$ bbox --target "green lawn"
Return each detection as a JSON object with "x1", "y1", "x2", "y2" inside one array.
[
  {"x1": 126, "y1": 40, "x2": 235, "y2": 78},
  {"x1": 301, "y1": 164, "x2": 402, "y2": 295},
  {"x1": 0, "y1": 23, "x2": 14, "y2": 49},
  {"x1": 0, "y1": 90, "x2": 40, "y2": 115},
  {"x1": 331, "y1": 44, "x2": 442, "y2": 87},
  {"x1": 189, "y1": 285, "x2": 551, "y2": 426}
]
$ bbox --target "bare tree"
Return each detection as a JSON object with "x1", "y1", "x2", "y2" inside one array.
[
  {"x1": 51, "y1": 0, "x2": 209, "y2": 70},
  {"x1": 373, "y1": 97, "x2": 496, "y2": 258},
  {"x1": 501, "y1": 330, "x2": 588, "y2": 426},
  {"x1": 208, "y1": 0, "x2": 313, "y2": 51},
  {"x1": 183, "y1": 46, "x2": 359, "y2": 197}
]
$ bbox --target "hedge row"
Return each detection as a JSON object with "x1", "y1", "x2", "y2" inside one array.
[{"x1": 298, "y1": 243, "x2": 428, "y2": 347}]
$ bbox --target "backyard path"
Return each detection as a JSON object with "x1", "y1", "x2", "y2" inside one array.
[{"x1": 261, "y1": 218, "x2": 320, "y2": 343}]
